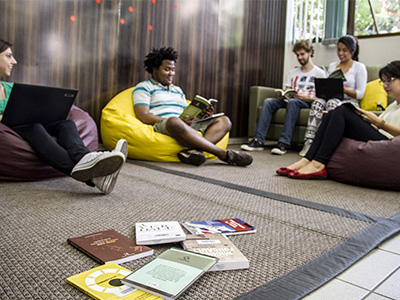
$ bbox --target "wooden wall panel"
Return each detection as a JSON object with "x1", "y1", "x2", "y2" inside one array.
[
  {"x1": 0, "y1": 0, "x2": 286, "y2": 138},
  {"x1": 0, "y1": 0, "x2": 121, "y2": 125}
]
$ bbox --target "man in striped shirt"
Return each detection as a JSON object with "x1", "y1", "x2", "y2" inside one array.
[{"x1": 132, "y1": 47, "x2": 252, "y2": 167}]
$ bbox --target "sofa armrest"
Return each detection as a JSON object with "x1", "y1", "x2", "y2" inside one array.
[{"x1": 248, "y1": 86, "x2": 277, "y2": 137}]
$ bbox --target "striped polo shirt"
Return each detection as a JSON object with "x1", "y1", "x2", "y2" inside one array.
[{"x1": 132, "y1": 78, "x2": 187, "y2": 119}]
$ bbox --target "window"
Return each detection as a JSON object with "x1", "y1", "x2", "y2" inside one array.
[
  {"x1": 291, "y1": 0, "x2": 347, "y2": 44},
  {"x1": 351, "y1": 0, "x2": 400, "y2": 36},
  {"x1": 291, "y1": 0, "x2": 400, "y2": 44}
]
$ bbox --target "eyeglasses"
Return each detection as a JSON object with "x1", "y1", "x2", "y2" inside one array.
[{"x1": 379, "y1": 77, "x2": 397, "y2": 86}]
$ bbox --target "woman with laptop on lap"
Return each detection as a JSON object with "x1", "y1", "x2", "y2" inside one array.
[
  {"x1": 299, "y1": 35, "x2": 367, "y2": 156},
  {"x1": 277, "y1": 61, "x2": 400, "y2": 179},
  {"x1": 0, "y1": 39, "x2": 127, "y2": 194}
]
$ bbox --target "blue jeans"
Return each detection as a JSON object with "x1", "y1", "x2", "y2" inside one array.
[
  {"x1": 254, "y1": 98, "x2": 310, "y2": 145},
  {"x1": 12, "y1": 120, "x2": 90, "y2": 175}
]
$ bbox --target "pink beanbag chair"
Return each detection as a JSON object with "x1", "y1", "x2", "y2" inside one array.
[
  {"x1": 327, "y1": 136, "x2": 400, "y2": 190},
  {"x1": 0, "y1": 105, "x2": 98, "y2": 181}
]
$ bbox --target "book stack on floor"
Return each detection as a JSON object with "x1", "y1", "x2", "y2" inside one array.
[
  {"x1": 135, "y1": 221, "x2": 186, "y2": 245},
  {"x1": 181, "y1": 233, "x2": 249, "y2": 271},
  {"x1": 66, "y1": 218, "x2": 255, "y2": 299}
]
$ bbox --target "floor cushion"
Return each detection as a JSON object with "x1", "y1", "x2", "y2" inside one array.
[
  {"x1": 0, "y1": 105, "x2": 98, "y2": 181},
  {"x1": 327, "y1": 137, "x2": 400, "y2": 190},
  {"x1": 100, "y1": 87, "x2": 229, "y2": 162}
]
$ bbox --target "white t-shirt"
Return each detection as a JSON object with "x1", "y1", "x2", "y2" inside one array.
[
  {"x1": 379, "y1": 100, "x2": 400, "y2": 139},
  {"x1": 284, "y1": 66, "x2": 326, "y2": 98}
]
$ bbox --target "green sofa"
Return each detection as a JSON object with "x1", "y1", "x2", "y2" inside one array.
[{"x1": 247, "y1": 65, "x2": 388, "y2": 147}]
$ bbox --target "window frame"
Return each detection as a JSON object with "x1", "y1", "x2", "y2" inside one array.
[{"x1": 347, "y1": 0, "x2": 400, "y2": 39}]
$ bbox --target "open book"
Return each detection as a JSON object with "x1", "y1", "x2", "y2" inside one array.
[
  {"x1": 180, "y1": 95, "x2": 219, "y2": 119},
  {"x1": 328, "y1": 68, "x2": 347, "y2": 81},
  {"x1": 275, "y1": 88, "x2": 297, "y2": 101}
]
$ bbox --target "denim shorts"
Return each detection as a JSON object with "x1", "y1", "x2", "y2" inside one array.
[{"x1": 153, "y1": 118, "x2": 213, "y2": 137}]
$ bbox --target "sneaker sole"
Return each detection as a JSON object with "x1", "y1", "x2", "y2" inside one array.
[
  {"x1": 114, "y1": 139, "x2": 128, "y2": 161},
  {"x1": 225, "y1": 150, "x2": 253, "y2": 166},
  {"x1": 71, "y1": 154, "x2": 124, "y2": 182},
  {"x1": 178, "y1": 151, "x2": 206, "y2": 166},
  {"x1": 240, "y1": 145, "x2": 264, "y2": 151},
  {"x1": 271, "y1": 149, "x2": 287, "y2": 155},
  {"x1": 95, "y1": 171, "x2": 119, "y2": 195},
  {"x1": 95, "y1": 140, "x2": 128, "y2": 194}
]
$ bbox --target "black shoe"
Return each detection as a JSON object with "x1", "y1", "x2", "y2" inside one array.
[
  {"x1": 240, "y1": 139, "x2": 264, "y2": 151},
  {"x1": 223, "y1": 150, "x2": 253, "y2": 166},
  {"x1": 271, "y1": 142, "x2": 289, "y2": 155},
  {"x1": 178, "y1": 149, "x2": 206, "y2": 166}
]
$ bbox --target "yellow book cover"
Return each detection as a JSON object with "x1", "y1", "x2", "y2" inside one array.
[{"x1": 67, "y1": 262, "x2": 163, "y2": 300}]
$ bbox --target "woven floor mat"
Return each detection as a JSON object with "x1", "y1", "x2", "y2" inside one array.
[
  {"x1": 136, "y1": 145, "x2": 400, "y2": 219},
  {"x1": 0, "y1": 161, "x2": 388, "y2": 300}
]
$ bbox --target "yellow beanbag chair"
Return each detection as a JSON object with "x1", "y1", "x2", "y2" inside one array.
[
  {"x1": 100, "y1": 87, "x2": 229, "y2": 161},
  {"x1": 360, "y1": 79, "x2": 388, "y2": 111}
]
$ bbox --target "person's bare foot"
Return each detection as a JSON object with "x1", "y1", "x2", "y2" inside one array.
[
  {"x1": 287, "y1": 158, "x2": 311, "y2": 171},
  {"x1": 297, "y1": 160, "x2": 325, "y2": 174}
]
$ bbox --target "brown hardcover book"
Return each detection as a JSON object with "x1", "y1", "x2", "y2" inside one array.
[{"x1": 68, "y1": 229, "x2": 154, "y2": 264}]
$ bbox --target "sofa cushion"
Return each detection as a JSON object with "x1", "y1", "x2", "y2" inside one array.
[
  {"x1": 327, "y1": 137, "x2": 400, "y2": 190},
  {"x1": 360, "y1": 79, "x2": 388, "y2": 111}
]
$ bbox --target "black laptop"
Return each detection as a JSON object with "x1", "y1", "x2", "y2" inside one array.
[
  {"x1": 315, "y1": 78, "x2": 344, "y2": 100},
  {"x1": 1, "y1": 83, "x2": 78, "y2": 127}
]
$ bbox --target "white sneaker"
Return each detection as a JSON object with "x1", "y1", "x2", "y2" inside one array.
[
  {"x1": 299, "y1": 139, "x2": 312, "y2": 157},
  {"x1": 113, "y1": 139, "x2": 128, "y2": 161},
  {"x1": 93, "y1": 139, "x2": 128, "y2": 194},
  {"x1": 271, "y1": 142, "x2": 288, "y2": 155},
  {"x1": 71, "y1": 151, "x2": 125, "y2": 182}
]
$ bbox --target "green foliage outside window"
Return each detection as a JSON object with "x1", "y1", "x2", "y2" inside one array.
[{"x1": 354, "y1": 0, "x2": 400, "y2": 36}]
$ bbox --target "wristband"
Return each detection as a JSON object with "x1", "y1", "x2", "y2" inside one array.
[{"x1": 378, "y1": 119, "x2": 386, "y2": 129}]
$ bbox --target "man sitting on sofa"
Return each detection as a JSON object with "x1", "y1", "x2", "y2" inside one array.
[
  {"x1": 132, "y1": 47, "x2": 252, "y2": 167},
  {"x1": 241, "y1": 40, "x2": 326, "y2": 155}
]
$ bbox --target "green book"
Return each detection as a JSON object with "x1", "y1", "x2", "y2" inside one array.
[
  {"x1": 180, "y1": 95, "x2": 218, "y2": 118},
  {"x1": 328, "y1": 68, "x2": 347, "y2": 81},
  {"x1": 121, "y1": 247, "x2": 218, "y2": 300}
]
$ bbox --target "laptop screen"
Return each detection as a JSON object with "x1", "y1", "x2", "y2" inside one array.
[
  {"x1": 315, "y1": 78, "x2": 344, "y2": 100},
  {"x1": 1, "y1": 83, "x2": 78, "y2": 127}
]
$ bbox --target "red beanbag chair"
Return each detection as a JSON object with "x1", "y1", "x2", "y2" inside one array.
[
  {"x1": 327, "y1": 136, "x2": 400, "y2": 190},
  {"x1": 0, "y1": 105, "x2": 98, "y2": 181}
]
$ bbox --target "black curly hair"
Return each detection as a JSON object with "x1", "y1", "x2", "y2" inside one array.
[{"x1": 144, "y1": 47, "x2": 178, "y2": 74}]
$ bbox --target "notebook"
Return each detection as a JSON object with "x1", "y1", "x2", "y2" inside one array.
[
  {"x1": 315, "y1": 78, "x2": 344, "y2": 100},
  {"x1": 1, "y1": 83, "x2": 78, "y2": 127}
]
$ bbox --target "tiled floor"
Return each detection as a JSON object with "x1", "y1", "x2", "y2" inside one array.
[{"x1": 304, "y1": 233, "x2": 400, "y2": 300}]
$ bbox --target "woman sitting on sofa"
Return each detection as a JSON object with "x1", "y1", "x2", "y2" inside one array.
[
  {"x1": 277, "y1": 61, "x2": 400, "y2": 179},
  {"x1": 299, "y1": 35, "x2": 368, "y2": 156}
]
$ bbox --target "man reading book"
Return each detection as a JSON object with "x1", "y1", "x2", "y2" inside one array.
[
  {"x1": 241, "y1": 40, "x2": 326, "y2": 155},
  {"x1": 132, "y1": 47, "x2": 252, "y2": 166}
]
